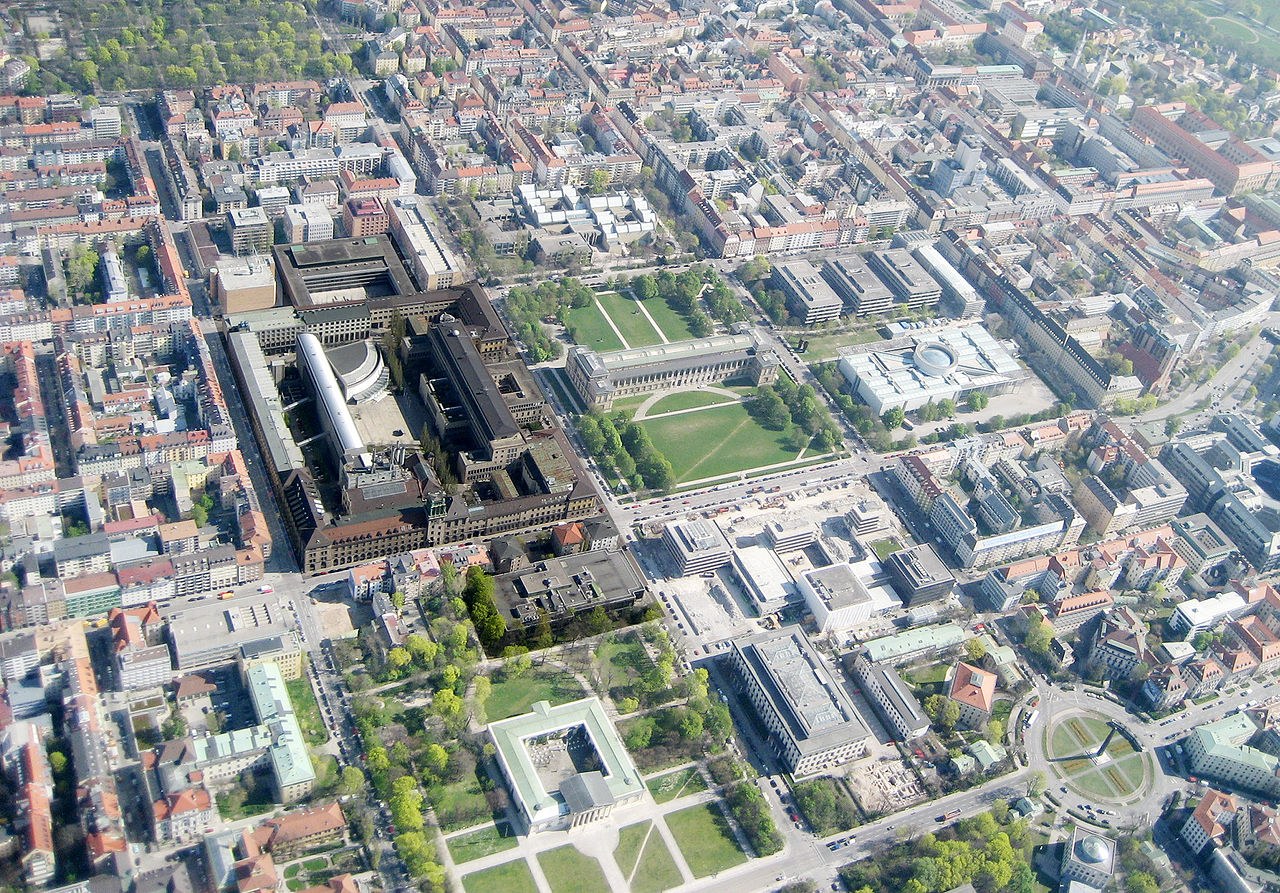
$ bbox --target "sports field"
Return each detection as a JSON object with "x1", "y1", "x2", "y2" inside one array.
[{"x1": 639, "y1": 402, "x2": 815, "y2": 485}]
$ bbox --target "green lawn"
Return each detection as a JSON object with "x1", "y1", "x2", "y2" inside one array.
[
  {"x1": 614, "y1": 288, "x2": 698, "y2": 342},
  {"x1": 427, "y1": 772, "x2": 494, "y2": 832},
  {"x1": 665, "y1": 804, "x2": 748, "y2": 877},
  {"x1": 643, "y1": 390, "x2": 738, "y2": 416},
  {"x1": 486, "y1": 667, "x2": 586, "y2": 721},
  {"x1": 564, "y1": 302, "x2": 625, "y2": 352},
  {"x1": 904, "y1": 664, "x2": 948, "y2": 686},
  {"x1": 615, "y1": 822, "x2": 684, "y2": 893},
  {"x1": 647, "y1": 767, "x2": 708, "y2": 803},
  {"x1": 596, "y1": 290, "x2": 666, "y2": 347},
  {"x1": 870, "y1": 538, "x2": 901, "y2": 560},
  {"x1": 537, "y1": 845, "x2": 610, "y2": 893},
  {"x1": 640, "y1": 402, "x2": 811, "y2": 485},
  {"x1": 447, "y1": 824, "x2": 519, "y2": 864},
  {"x1": 799, "y1": 327, "x2": 886, "y2": 360},
  {"x1": 285, "y1": 676, "x2": 329, "y2": 746},
  {"x1": 463, "y1": 859, "x2": 538, "y2": 893},
  {"x1": 301, "y1": 858, "x2": 328, "y2": 872}
]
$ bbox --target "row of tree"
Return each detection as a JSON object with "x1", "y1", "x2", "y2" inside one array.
[
  {"x1": 461, "y1": 566, "x2": 506, "y2": 654},
  {"x1": 724, "y1": 782, "x2": 784, "y2": 856},
  {"x1": 576, "y1": 411, "x2": 675, "y2": 492},
  {"x1": 748, "y1": 378, "x2": 843, "y2": 453}
]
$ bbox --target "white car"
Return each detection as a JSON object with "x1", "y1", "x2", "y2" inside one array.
[{"x1": 259, "y1": 585, "x2": 274, "y2": 593}]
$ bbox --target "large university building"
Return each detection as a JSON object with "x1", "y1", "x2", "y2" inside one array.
[{"x1": 566, "y1": 331, "x2": 779, "y2": 410}]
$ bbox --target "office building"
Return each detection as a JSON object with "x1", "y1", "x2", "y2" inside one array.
[
  {"x1": 798, "y1": 561, "x2": 899, "y2": 634},
  {"x1": 342, "y1": 197, "x2": 388, "y2": 237},
  {"x1": 867, "y1": 248, "x2": 942, "y2": 310},
  {"x1": 490, "y1": 550, "x2": 646, "y2": 630},
  {"x1": 729, "y1": 628, "x2": 871, "y2": 776},
  {"x1": 212, "y1": 256, "x2": 277, "y2": 315},
  {"x1": 883, "y1": 543, "x2": 955, "y2": 607},
  {"x1": 822, "y1": 253, "x2": 895, "y2": 317},
  {"x1": 773, "y1": 260, "x2": 844, "y2": 325},
  {"x1": 387, "y1": 197, "x2": 463, "y2": 291},
  {"x1": 282, "y1": 204, "x2": 334, "y2": 243},
  {"x1": 1185, "y1": 712, "x2": 1280, "y2": 798},
  {"x1": 228, "y1": 207, "x2": 273, "y2": 256},
  {"x1": 662, "y1": 519, "x2": 731, "y2": 576},
  {"x1": 850, "y1": 652, "x2": 929, "y2": 740}
]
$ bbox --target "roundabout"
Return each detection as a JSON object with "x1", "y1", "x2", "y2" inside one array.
[{"x1": 1042, "y1": 708, "x2": 1156, "y2": 806}]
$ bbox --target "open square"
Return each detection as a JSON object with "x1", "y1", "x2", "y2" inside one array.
[{"x1": 462, "y1": 859, "x2": 538, "y2": 893}]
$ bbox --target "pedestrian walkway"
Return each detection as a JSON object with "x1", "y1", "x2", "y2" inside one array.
[{"x1": 595, "y1": 296, "x2": 631, "y2": 349}]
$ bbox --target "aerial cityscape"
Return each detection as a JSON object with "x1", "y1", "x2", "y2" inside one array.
[{"x1": 0, "y1": 0, "x2": 1278, "y2": 892}]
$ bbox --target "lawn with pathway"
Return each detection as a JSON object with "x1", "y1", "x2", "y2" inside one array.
[
  {"x1": 564, "y1": 302, "x2": 625, "y2": 353},
  {"x1": 640, "y1": 402, "x2": 811, "y2": 485},
  {"x1": 646, "y1": 766, "x2": 708, "y2": 804},
  {"x1": 537, "y1": 845, "x2": 610, "y2": 893},
  {"x1": 596, "y1": 290, "x2": 666, "y2": 347},
  {"x1": 665, "y1": 802, "x2": 749, "y2": 877},
  {"x1": 614, "y1": 821, "x2": 684, "y2": 893}
]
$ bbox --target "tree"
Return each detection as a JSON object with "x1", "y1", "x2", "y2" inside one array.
[
  {"x1": 424, "y1": 743, "x2": 449, "y2": 775},
  {"x1": 367, "y1": 747, "x2": 390, "y2": 772},
  {"x1": 922, "y1": 694, "x2": 944, "y2": 720},
  {"x1": 965, "y1": 638, "x2": 987, "y2": 662},
  {"x1": 162, "y1": 707, "x2": 188, "y2": 740},
  {"x1": 1126, "y1": 872, "x2": 1158, "y2": 893},
  {"x1": 391, "y1": 590, "x2": 406, "y2": 610},
  {"x1": 985, "y1": 718, "x2": 1005, "y2": 745},
  {"x1": 966, "y1": 392, "x2": 989, "y2": 412},
  {"x1": 387, "y1": 647, "x2": 412, "y2": 669},
  {"x1": 66, "y1": 242, "x2": 100, "y2": 300},
  {"x1": 939, "y1": 699, "x2": 961, "y2": 730},
  {"x1": 883, "y1": 407, "x2": 906, "y2": 430},
  {"x1": 338, "y1": 765, "x2": 365, "y2": 796},
  {"x1": 1027, "y1": 769, "x2": 1047, "y2": 797},
  {"x1": 530, "y1": 610, "x2": 554, "y2": 650}
]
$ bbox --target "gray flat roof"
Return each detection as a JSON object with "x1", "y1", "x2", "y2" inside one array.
[{"x1": 734, "y1": 629, "x2": 869, "y2": 757}]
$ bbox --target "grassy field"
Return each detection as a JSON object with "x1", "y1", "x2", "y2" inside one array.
[
  {"x1": 640, "y1": 402, "x2": 809, "y2": 485},
  {"x1": 643, "y1": 390, "x2": 738, "y2": 416},
  {"x1": 285, "y1": 676, "x2": 329, "y2": 746},
  {"x1": 486, "y1": 668, "x2": 586, "y2": 721},
  {"x1": 427, "y1": 772, "x2": 494, "y2": 832},
  {"x1": 904, "y1": 664, "x2": 949, "y2": 686},
  {"x1": 627, "y1": 290, "x2": 697, "y2": 342},
  {"x1": 615, "y1": 822, "x2": 684, "y2": 893},
  {"x1": 537, "y1": 846, "x2": 610, "y2": 893},
  {"x1": 798, "y1": 327, "x2": 886, "y2": 360},
  {"x1": 463, "y1": 859, "x2": 538, "y2": 893},
  {"x1": 665, "y1": 803, "x2": 748, "y2": 877},
  {"x1": 447, "y1": 824, "x2": 519, "y2": 864},
  {"x1": 596, "y1": 290, "x2": 666, "y2": 347},
  {"x1": 870, "y1": 538, "x2": 901, "y2": 560},
  {"x1": 564, "y1": 302, "x2": 625, "y2": 352},
  {"x1": 647, "y1": 767, "x2": 709, "y2": 803}
]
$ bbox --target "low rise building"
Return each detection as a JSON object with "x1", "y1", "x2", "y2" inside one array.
[
  {"x1": 488, "y1": 697, "x2": 644, "y2": 833},
  {"x1": 850, "y1": 652, "x2": 929, "y2": 740},
  {"x1": 662, "y1": 519, "x2": 731, "y2": 576}
]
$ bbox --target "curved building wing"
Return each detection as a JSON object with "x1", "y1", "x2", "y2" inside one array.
[{"x1": 296, "y1": 332, "x2": 366, "y2": 460}]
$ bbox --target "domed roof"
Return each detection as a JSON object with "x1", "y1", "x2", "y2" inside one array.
[
  {"x1": 912, "y1": 340, "x2": 959, "y2": 378},
  {"x1": 1077, "y1": 835, "x2": 1110, "y2": 864}
]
